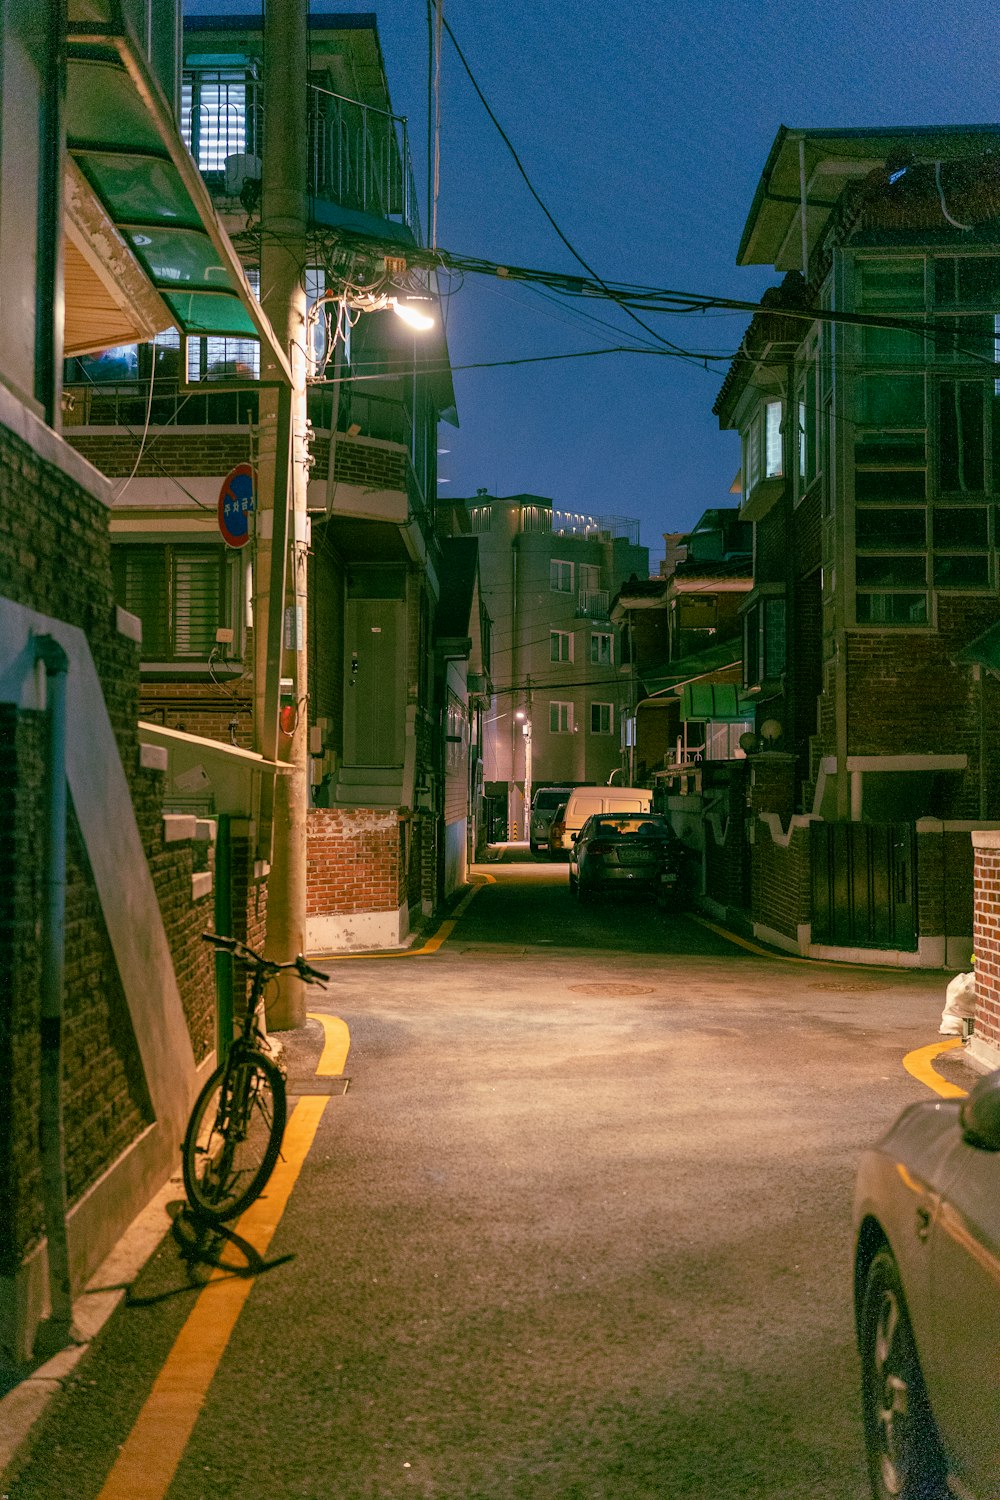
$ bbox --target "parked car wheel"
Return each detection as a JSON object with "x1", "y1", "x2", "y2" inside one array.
[{"x1": 859, "y1": 1247, "x2": 947, "y2": 1500}]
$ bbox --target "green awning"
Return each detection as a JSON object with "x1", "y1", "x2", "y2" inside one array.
[
  {"x1": 680, "y1": 682, "x2": 755, "y2": 722},
  {"x1": 641, "y1": 638, "x2": 743, "y2": 698},
  {"x1": 957, "y1": 621, "x2": 1000, "y2": 671},
  {"x1": 65, "y1": 19, "x2": 290, "y2": 380}
]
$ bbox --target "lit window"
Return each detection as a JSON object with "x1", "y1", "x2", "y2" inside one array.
[{"x1": 765, "y1": 401, "x2": 783, "y2": 478}]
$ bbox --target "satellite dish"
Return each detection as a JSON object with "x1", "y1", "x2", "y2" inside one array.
[
  {"x1": 760, "y1": 719, "x2": 783, "y2": 743},
  {"x1": 738, "y1": 731, "x2": 760, "y2": 754}
]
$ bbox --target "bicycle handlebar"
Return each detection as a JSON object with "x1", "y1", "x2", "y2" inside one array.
[{"x1": 202, "y1": 932, "x2": 328, "y2": 986}]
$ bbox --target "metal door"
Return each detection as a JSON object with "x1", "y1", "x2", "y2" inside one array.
[
  {"x1": 344, "y1": 598, "x2": 403, "y2": 766},
  {"x1": 811, "y1": 822, "x2": 917, "y2": 950}
]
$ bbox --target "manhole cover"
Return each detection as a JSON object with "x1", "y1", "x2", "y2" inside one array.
[{"x1": 568, "y1": 982, "x2": 655, "y2": 996}]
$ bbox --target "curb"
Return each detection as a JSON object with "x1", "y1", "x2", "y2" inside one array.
[{"x1": 0, "y1": 1173, "x2": 181, "y2": 1484}]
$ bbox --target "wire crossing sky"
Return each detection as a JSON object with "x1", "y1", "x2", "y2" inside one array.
[{"x1": 187, "y1": 0, "x2": 1000, "y2": 563}]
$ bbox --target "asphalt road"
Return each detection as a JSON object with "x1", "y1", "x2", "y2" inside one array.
[{"x1": 5, "y1": 852, "x2": 961, "y2": 1500}]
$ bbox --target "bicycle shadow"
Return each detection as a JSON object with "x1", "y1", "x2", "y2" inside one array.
[{"x1": 122, "y1": 1200, "x2": 294, "y2": 1308}]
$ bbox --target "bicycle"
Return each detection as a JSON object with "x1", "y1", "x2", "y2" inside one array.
[{"x1": 181, "y1": 932, "x2": 329, "y2": 1225}]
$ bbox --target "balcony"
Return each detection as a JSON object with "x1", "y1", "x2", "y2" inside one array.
[
  {"x1": 180, "y1": 71, "x2": 418, "y2": 235},
  {"x1": 577, "y1": 589, "x2": 610, "y2": 620}
]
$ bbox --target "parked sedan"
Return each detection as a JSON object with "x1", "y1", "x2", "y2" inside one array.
[
  {"x1": 852, "y1": 1067, "x2": 1000, "y2": 1500},
  {"x1": 568, "y1": 813, "x2": 686, "y2": 903}
]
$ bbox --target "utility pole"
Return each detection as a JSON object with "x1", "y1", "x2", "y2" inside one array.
[{"x1": 255, "y1": 0, "x2": 309, "y2": 1028}]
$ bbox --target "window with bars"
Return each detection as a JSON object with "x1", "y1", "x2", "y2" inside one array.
[
  {"x1": 112, "y1": 544, "x2": 230, "y2": 662},
  {"x1": 181, "y1": 69, "x2": 259, "y2": 173}
]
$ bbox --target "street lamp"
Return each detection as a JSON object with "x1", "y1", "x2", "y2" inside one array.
[{"x1": 515, "y1": 710, "x2": 532, "y2": 833}]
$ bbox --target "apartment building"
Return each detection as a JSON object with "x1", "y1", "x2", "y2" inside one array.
[
  {"x1": 443, "y1": 493, "x2": 648, "y2": 835},
  {"x1": 62, "y1": 11, "x2": 461, "y2": 949}
]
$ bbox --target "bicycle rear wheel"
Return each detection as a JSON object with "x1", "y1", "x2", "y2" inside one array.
[{"x1": 182, "y1": 1050, "x2": 286, "y2": 1224}]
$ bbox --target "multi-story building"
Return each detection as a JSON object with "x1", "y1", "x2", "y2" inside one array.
[
  {"x1": 444, "y1": 492, "x2": 648, "y2": 834},
  {"x1": 62, "y1": 11, "x2": 461, "y2": 950},
  {"x1": 715, "y1": 123, "x2": 1000, "y2": 968},
  {"x1": 612, "y1": 506, "x2": 753, "y2": 785}
]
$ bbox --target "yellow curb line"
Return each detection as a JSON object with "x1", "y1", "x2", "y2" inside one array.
[
  {"x1": 903, "y1": 1037, "x2": 968, "y2": 1099},
  {"x1": 96, "y1": 1095, "x2": 329, "y2": 1500},
  {"x1": 307, "y1": 1012, "x2": 350, "y2": 1076},
  {"x1": 310, "y1": 875, "x2": 493, "y2": 963},
  {"x1": 689, "y1": 913, "x2": 934, "y2": 973}
]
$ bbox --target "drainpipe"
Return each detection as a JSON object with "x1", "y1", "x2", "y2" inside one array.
[{"x1": 33, "y1": 634, "x2": 80, "y2": 1356}]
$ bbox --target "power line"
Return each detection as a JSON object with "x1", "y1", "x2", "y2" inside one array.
[{"x1": 439, "y1": 12, "x2": 699, "y2": 365}]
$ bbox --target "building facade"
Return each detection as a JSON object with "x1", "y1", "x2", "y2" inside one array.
[
  {"x1": 0, "y1": 0, "x2": 285, "y2": 1363},
  {"x1": 63, "y1": 11, "x2": 461, "y2": 950},
  {"x1": 715, "y1": 124, "x2": 1000, "y2": 965},
  {"x1": 444, "y1": 493, "x2": 648, "y2": 835}
]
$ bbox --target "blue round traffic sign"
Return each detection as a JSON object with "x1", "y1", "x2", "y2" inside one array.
[{"x1": 218, "y1": 463, "x2": 256, "y2": 548}]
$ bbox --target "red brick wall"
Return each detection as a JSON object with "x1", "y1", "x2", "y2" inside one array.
[
  {"x1": 972, "y1": 835, "x2": 1000, "y2": 1054},
  {"x1": 307, "y1": 808, "x2": 404, "y2": 916}
]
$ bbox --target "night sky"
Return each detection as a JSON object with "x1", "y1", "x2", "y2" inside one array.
[{"x1": 187, "y1": 0, "x2": 998, "y2": 566}]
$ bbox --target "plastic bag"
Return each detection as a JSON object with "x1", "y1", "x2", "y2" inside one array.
[{"x1": 939, "y1": 969, "x2": 975, "y2": 1037}]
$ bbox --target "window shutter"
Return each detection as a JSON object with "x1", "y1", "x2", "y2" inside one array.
[
  {"x1": 121, "y1": 547, "x2": 170, "y2": 659},
  {"x1": 172, "y1": 549, "x2": 222, "y2": 658}
]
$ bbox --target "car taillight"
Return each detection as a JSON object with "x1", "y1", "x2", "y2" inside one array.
[{"x1": 588, "y1": 840, "x2": 613, "y2": 855}]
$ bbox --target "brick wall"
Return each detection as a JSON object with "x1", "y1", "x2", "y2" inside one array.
[
  {"x1": 307, "y1": 808, "x2": 404, "y2": 916},
  {"x1": 0, "y1": 414, "x2": 217, "y2": 1299},
  {"x1": 705, "y1": 806, "x2": 749, "y2": 911},
  {"x1": 752, "y1": 819, "x2": 813, "y2": 942},
  {"x1": 917, "y1": 828, "x2": 974, "y2": 941},
  {"x1": 66, "y1": 429, "x2": 251, "y2": 478},
  {"x1": 139, "y1": 682, "x2": 255, "y2": 749},
  {"x1": 972, "y1": 833, "x2": 1000, "y2": 1057},
  {"x1": 311, "y1": 433, "x2": 408, "y2": 494}
]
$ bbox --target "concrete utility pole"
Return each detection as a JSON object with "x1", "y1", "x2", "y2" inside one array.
[{"x1": 255, "y1": 0, "x2": 309, "y2": 1028}]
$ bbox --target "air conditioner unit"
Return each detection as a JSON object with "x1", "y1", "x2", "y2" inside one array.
[{"x1": 224, "y1": 153, "x2": 262, "y2": 196}]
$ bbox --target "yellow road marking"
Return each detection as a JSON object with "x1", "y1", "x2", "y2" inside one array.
[
  {"x1": 96, "y1": 1095, "x2": 328, "y2": 1500},
  {"x1": 689, "y1": 914, "x2": 783, "y2": 959},
  {"x1": 903, "y1": 1037, "x2": 968, "y2": 1098},
  {"x1": 311, "y1": 875, "x2": 492, "y2": 962},
  {"x1": 307, "y1": 1012, "x2": 350, "y2": 1075}
]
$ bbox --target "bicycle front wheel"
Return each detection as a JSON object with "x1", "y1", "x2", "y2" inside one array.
[{"x1": 182, "y1": 1051, "x2": 286, "y2": 1224}]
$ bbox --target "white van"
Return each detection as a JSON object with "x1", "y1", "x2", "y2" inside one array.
[{"x1": 553, "y1": 786, "x2": 653, "y2": 854}]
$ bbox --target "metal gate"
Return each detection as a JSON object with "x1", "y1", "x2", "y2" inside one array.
[{"x1": 811, "y1": 822, "x2": 917, "y2": 951}]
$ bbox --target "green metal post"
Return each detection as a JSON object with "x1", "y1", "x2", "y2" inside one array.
[{"x1": 214, "y1": 813, "x2": 234, "y2": 1058}]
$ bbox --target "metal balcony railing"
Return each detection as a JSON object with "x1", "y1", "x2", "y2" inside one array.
[
  {"x1": 577, "y1": 589, "x2": 610, "y2": 619},
  {"x1": 180, "y1": 70, "x2": 417, "y2": 233}
]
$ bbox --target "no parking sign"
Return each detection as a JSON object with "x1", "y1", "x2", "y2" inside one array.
[{"x1": 218, "y1": 463, "x2": 256, "y2": 548}]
